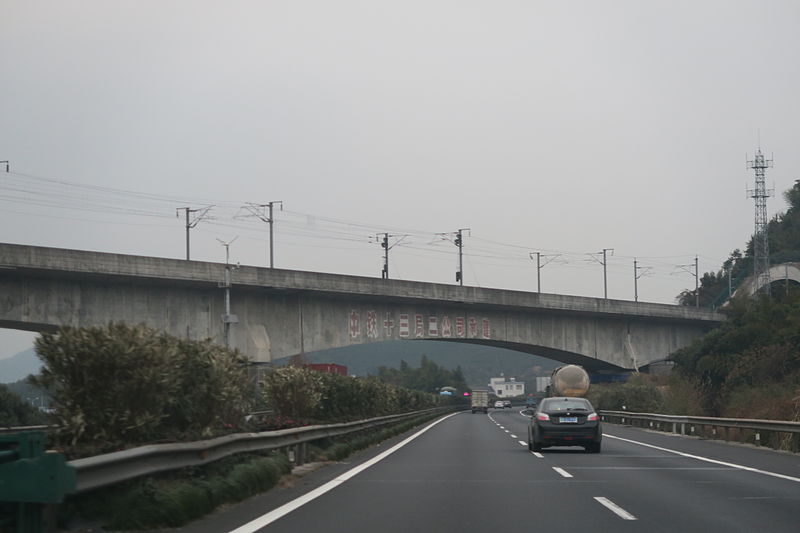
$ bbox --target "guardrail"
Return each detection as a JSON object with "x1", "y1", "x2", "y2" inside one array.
[
  {"x1": 0, "y1": 424, "x2": 55, "y2": 435},
  {"x1": 68, "y1": 407, "x2": 454, "y2": 494},
  {"x1": 599, "y1": 410, "x2": 800, "y2": 452}
]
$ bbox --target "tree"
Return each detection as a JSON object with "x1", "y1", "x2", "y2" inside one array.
[{"x1": 0, "y1": 383, "x2": 47, "y2": 426}]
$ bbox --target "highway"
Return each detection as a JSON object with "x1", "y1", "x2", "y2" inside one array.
[{"x1": 172, "y1": 409, "x2": 800, "y2": 533}]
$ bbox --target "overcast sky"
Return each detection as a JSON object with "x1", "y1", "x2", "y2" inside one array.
[{"x1": 2, "y1": 1, "x2": 799, "y2": 357}]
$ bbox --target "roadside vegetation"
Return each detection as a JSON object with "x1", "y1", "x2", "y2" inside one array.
[
  {"x1": 597, "y1": 181, "x2": 800, "y2": 421},
  {"x1": 678, "y1": 180, "x2": 800, "y2": 307},
  {"x1": 375, "y1": 355, "x2": 469, "y2": 393},
  {"x1": 17, "y1": 323, "x2": 453, "y2": 530},
  {"x1": 23, "y1": 323, "x2": 450, "y2": 457},
  {"x1": 0, "y1": 382, "x2": 48, "y2": 426}
]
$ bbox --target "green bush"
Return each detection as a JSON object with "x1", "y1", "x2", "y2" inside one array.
[
  {"x1": 261, "y1": 366, "x2": 441, "y2": 424},
  {"x1": 587, "y1": 375, "x2": 664, "y2": 412},
  {"x1": 77, "y1": 453, "x2": 292, "y2": 530},
  {"x1": 31, "y1": 323, "x2": 253, "y2": 453}
]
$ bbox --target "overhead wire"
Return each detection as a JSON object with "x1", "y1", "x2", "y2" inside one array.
[{"x1": 0, "y1": 169, "x2": 728, "y2": 297}]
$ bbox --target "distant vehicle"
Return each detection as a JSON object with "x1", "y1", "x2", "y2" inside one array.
[
  {"x1": 528, "y1": 396, "x2": 601, "y2": 453},
  {"x1": 549, "y1": 365, "x2": 591, "y2": 397},
  {"x1": 471, "y1": 389, "x2": 490, "y2": 414},
  {"x1": 526, "y1": 396, "x2": 538, "y2": 408},
  {"x1": 502, "y1": 400, "x2": 512, "y2": 408},
  {"x1": 494, "y1": 400, "x2": 504, "y2": 408}
]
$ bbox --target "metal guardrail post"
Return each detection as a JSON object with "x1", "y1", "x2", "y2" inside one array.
[{"x1": 0, "y1": 431, "x2": 76, "y2": 533}]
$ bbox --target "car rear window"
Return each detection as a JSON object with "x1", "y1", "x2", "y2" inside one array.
[{"x1": 543, "y1": 399, "x2": 591, "y2": 411}]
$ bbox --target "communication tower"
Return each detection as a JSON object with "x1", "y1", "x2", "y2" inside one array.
[{"x1": 746, "y1": 147, "x2": 774, "y2": 295}]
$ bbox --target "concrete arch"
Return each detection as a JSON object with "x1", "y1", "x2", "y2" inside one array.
[
  {"x1": 428, "y1": 338, "x2": 633, "y2": 373},
  {"x1": 732, "y1": 262, "x2": 800, "y2": 297},
  {"x1": 0, "y1": 243, "x2": 721, "y2": 371}
]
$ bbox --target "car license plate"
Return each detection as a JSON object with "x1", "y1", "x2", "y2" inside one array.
[{"x1": 560, "y1": 417, "x2": 578, "y2": 423}]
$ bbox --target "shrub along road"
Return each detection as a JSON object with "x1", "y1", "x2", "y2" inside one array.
[{"x1": 163, "y1": 409, "x2": 800, "y2": 533}]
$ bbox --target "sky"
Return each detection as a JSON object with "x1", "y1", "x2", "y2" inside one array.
[{"x1": 1, "y1": 1, "x2": 799, "y2": 358}]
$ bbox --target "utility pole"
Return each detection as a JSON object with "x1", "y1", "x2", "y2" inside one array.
[
  {"x1": 454, "y1": 228, "x2": 470, "y2": 286},
  {"x1": 381, "y1": 233, "x2": 389, "y2": 279},
  {"x1": 725, "y1": 265, "x2": 732, "y2": 299},
  {"x1": 633, "y1": 258, "x2": 651, "y2": 302},
  {"x1": 676, "y1": 256, "x2": 700, "y2": 307},
  {"x1": 747, "y1": 146, "x2": 774, "y2": 296},
  {"x1": 529, "y1": 252, "x2": 560, "y2": 293},
  {"x1": 176, "y1": 205, "x2": 214, "y2": 260},
  {"x1": 236, "y1": 201, "x2": 282, "y2": 268},
  {"x1": 590, "y1": 248, "x2": 613, "y2": 299},
  {"x1": 371, "y1": 233, "x2": 407, "y2": 279},
  {"x1": 217, "y1": 237, "x2": 239, "y2": 349}
]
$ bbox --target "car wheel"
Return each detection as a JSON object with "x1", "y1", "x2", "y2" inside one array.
[
  {"x1": 586, "y1": 442, "x2": 601, "y2": 453},
  {"x1": 532, "y1": 440, "x2": 543, "y2": 452}
]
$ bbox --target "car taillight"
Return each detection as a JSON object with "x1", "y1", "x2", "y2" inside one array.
[
  {"x1": 587, "y1": 412, "x2": 598, "y2": 421},
  {"x1": 536, "y1": 413, "x2": 550, "y2": 421}
]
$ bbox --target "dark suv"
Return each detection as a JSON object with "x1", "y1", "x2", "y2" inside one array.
[{"x1": 528, "y1": 397, "x2": 601, "y2": 453}]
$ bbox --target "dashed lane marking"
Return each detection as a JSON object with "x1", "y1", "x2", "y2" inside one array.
[
  {"x1": 594, "y1": 497, "x2": 637, "y2": 520},
  {"x1": 553, "y1": 467, "x2": 573, "y2": 478}
]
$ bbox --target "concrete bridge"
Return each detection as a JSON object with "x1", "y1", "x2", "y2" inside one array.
[{"x1": 0, "y1": 243, "x2": 722, "y2": 372}]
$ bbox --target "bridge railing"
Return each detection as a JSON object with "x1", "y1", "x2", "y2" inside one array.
[
  {"x1": 68, "y1": 406, "x2": 455, "y2": 494},
  {"x1": 599, "y1": 410, "x2": 800, "y2": 452}
]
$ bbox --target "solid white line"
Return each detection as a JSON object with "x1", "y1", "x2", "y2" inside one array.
[
  {"x1": 604, "y1": 434, "x2": 800, "y2": 483},
  {"x1": 553, "y1": 467, "x2": 573, "y2": 478},
  {"x1": 594, "y1": 496, "x2": 637, "y2": 520},
  {"x1": 532, "y1": 452, "x2": 544, "y2": 458},
  {"x1": 518, "y1": 440, "x2": 527, "y2": 446},
  {"x1": 227, "y1": 412, "x2": 461, "y2": 533}
]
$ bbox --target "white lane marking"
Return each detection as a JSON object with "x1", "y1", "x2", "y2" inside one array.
[
  {"x1": 504, "y1": 430, "x2": 510, "y2": 433},
  {"x1": 532, "y1": 452, "x2": 544, "y2": 458},
  {"x1": 510, "y1": 434, "x2": 518, "y2": 439},
  {"x1": 518, "y1": 440, "x2": 527, "y2": 446},
  {"x1": 227, "y1": 412, "x2": 461, "y2": 533},
  {"x1": 594, "y1": 496, "x2": 637, "y2": 520},
  {"x1": 604, "y1": 434, "x2": 800, "y2": 484},
  {"x1": 499, "y1": 426, "x2": 505, "y2": 430},
  {"x1": 553, "y1": 467, "x2": 573, "y2": 478}
]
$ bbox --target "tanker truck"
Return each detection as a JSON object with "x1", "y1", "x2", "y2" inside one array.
[{"x1": 548, "y1": 365, "x2": 590, "y2": 397}]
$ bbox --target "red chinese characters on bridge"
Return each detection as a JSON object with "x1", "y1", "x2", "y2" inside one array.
[{"x1": 348, "y1": 311, "x2": 490, "y2": 340}]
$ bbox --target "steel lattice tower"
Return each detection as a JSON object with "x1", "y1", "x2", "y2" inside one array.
[{"x1": 746, "y1": 148, "x2": 774, "y2": 295}]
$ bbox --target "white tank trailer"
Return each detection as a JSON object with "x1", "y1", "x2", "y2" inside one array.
[{"x1": 549, "y1": 365, "x2": 591, "y2": 397}]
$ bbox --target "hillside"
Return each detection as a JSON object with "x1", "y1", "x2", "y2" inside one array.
[
  {"x1": 275, "y1": 340, "x2": 559, "y2": 387},
  {"x1": 0, "y1": 348, "x2": 42, "y2": 384},
  {"x1": 680, "y1": 180, "x2": 800, "y2": 306}
]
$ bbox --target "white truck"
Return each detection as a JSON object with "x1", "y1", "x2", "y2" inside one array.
[{"x1": 470, "y1": 389, "x2": 490, "y2": 413}]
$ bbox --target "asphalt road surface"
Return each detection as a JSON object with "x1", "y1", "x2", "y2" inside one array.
[{"x1": 169, "y1": 409, "x2": 800, "y2": 533}]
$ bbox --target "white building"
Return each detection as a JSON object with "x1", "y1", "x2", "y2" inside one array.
[
  {"x1": 489, "y1": 375, "x2": 525, "y2": 397},
  {"x1": 535, "y1": 376, "x2": 551, "y2": 393}
]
